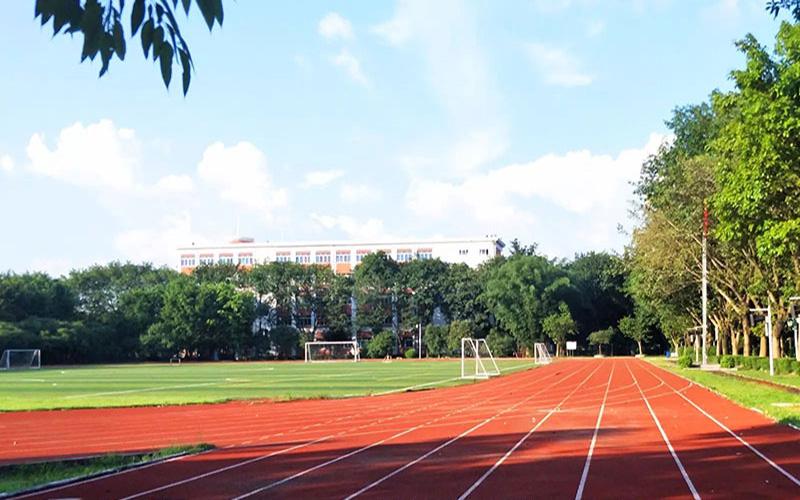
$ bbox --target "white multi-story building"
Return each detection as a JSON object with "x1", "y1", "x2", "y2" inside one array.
[{"x1": 177, "y1": 236, "x2": 504, "y2": 275}]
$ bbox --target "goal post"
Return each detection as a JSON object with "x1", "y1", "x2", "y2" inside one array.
[
  {"x1": 0, "y1": 349, "x2": 41, "y2": 370},
  {"x1": 304, "y1": 341, "x2": 361, "y2": 363},
  {"x1": 461, "y1": 338, "x2": 500, "y2": 379},
  {"x1": 534, "y1": 342, "x2": 552, "y2": 365}
]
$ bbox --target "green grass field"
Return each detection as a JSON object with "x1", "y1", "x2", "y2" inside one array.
[{"x1": 0, "y1": 359, "x2": 534, "y2": 412}]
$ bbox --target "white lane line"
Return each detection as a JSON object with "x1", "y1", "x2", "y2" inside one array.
[
  {"x1": 574, "y1": 361, "x2": 616, "y2": 500},
  {"x1": 60, "y1": 382, "x2": 220, "y2": 399},
  {"x1": 626, "y1": 362, "x2": 701, "y2": 500},
  {"x1": 342, "y1": 363, "x2": 592, "y2": 500},
  {"x1": 117, "y1": 436, "x2": 331, "y2": 500},
  {"x1": 643, "y1": 362, "x2": 800, "y2": 489},
  {"x1": 12, "y1": 447, "x2": 220, "y2": 500},
  {"x1": 236, "y1": 363, "x2": 577, "y2": 500},
  {"x1": 457, "y1": 361, "x2": 608, "y2": 500}
]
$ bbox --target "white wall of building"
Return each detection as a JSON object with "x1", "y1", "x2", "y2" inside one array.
[{"x1": 177, "y1": 237, "x2": 504, "y2": 274}]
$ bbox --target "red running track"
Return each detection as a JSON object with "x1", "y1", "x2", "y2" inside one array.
[{"x1": 2, "y1": 358, "x2": 799, "y2": 500}]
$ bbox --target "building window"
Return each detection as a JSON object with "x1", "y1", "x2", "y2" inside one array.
[
  {"x1": 276, "y1": 253, "x2": 290, "y2": 263},
  {"x1": 219, "y1": 254, "x2": 234, "y2": 264},
  {"x1": 238, "y1": 254, "x2": 254, "y2": 265},
  {"x1": 180, "y1": 256, "x2": 196, "y2": 267},
  {"x1": 397, "y1": 251, "x2": 412, "y2": 262},
  {"x1": 296, "y1": 254, "x2": 311, "y2": 264},
  {"x1": 479, "y1": 248, "x2": 489, "y2": 256},
  {"x1": 199, "y1": 255, "x2": 214, "y2": 265},
  {"x1": 316, "y1": 253, "x2": 331, "y2": 264},
  {"x1": 336, "y1": 252, "x2": 351, "y2": 263},
  {"x1": 418, "y1": 250, "x2": 432, "y2": 260},
  {"x1": 356, "y1": 251, "x2": 370, "y2": 263},
  {"x1": 459, "y1": 249, "x2": 469, "y2": 255}
]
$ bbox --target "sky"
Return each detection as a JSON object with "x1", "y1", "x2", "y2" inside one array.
[{"x1": 0, "y1": 0, "x2": 789, "y2": 276}]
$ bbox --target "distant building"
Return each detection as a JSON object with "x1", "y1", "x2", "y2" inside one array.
[{"x1": 177, "y1": 236, "x2": 504, "y2": 274}]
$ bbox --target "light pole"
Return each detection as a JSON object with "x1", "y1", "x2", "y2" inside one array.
[
  {"x1": 789, "y1": 297, "x2": 800, "y2": 362},
  {"x1": 750, "y1": 306, "x2": 774, "y2": 376},
  {"x1": 701, "y1": 203, "x2": 709, "y2": 367},
  {"x1": 688, "y1": 326, "x2": 702, "y2": 365}
]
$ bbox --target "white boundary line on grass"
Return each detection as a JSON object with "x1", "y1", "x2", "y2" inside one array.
[
  {"x1": 643, "y1": 362, "x2": 800, "y2": 489},
  {"x1": 370, "y1": 362, "x2": 536, "y2": 397},
  {"x1": 60, "y1": 382, "x2": 220, "y2": 399},
  {"x1": 574, "y1": 361, "x2": 615, "y2": 500},
  {"x1": 626, "y1": 361, "x2": 701, "y2": 500},
  {"x1": 457, "y1": 361, "x2": 610, "y2": 500}
]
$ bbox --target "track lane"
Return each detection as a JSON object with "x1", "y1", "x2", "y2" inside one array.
[{"x1": 631, "y1": 359, "x2": 800, "y2": 500}]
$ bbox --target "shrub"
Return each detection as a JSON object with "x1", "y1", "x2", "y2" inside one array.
[
  {"x1": 486, "y1": 329, "x2": 516, "y2": 357},
  {"x1": 677, "y1": 354, "x2": 693, "y2": 369},
  {"x1": 366, "y1": 331, "x2": 394, "y2": 359},
  {"x1": 404, "y1": 348, "x2": 417, "y2": 359},
  {"x1": 775, "y1": 358, "x2": 798, "y2": 375},
  {"x1": 719, "y1": 355, "x2": 735, "y2": 369}
]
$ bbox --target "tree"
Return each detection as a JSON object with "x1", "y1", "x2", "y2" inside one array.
[
  {"x1": 366, "y1": 330, "x2": 394, "y2": 358},
  {"x1": 352, "y1": 252, "x2": 400, "y2": 348},
  {"x1": 400, "y1": 258, "x2": 447, "y2": 331},
  {"x1": 423, "y1": 324, "x2": 448, "y2": 357},
  {"x1": 441, "y1": 263, "x2": 491, "y2": 334},
  {"x1": 269, "y1": 325, "x2": 300, "y2": 359},
  {"x1": 541, "y1": 303, "x2": 575, "y2": 356},
  {"x1": 618, "y1": 315, "x2": 648, "y2": 355},
  {"x1": 588, "y1": 327, "x2": 615, "y2": 356},
  {"x1": 35, "y1": 0, "x2": 224, "y2": 94},
  {"x1": 486, "y1": 329, "x2": 516, "y2": 357},
  {"x1": 447, "y1": 319, "x2": 475, "y2": 352},
  {"x1": 482, "y1": 254, "x2": 571, "y2": 353},
  {"x1": 0, "y1": 272, "x2": 75, "y2": 322}
]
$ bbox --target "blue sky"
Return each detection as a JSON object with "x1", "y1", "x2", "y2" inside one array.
[{"x1": 0, "y1": 0, "x2": 788, "y2": 275}]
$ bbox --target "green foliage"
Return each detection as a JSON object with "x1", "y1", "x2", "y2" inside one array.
[
  {"x1": 366, "y1": 330, "x2": 394, "y2": 358},
  {"x1": 486, "y1": 329, "x2": 516, "y2": 357},
  {"x1": 447, "y1": 320, "x2": 475, "y2": 352},
  {"x1": 0, "y1": 272, "x2": 75, "y2": 322},
  {"x1": 269, "y1": 326, "x2": 300, "y2": 359},
  {"x1": 481, "y1": 254, "x2": 571, "y2": 352},
  {"x1": 677, "y1": 354, "x2": 693, "y2": 369},
  {"x1": 720, "y1": 354, "x2": 736, "y2": 368},
  {"x1": 541, "y1": 303, "x2": 576, "y2": 355},
  {"x1": 588, "y1": 327, "x2": 615, "y2": 355},
  {"x1": 404, "y1": 348, "x2": 417, "y2": 359},
  {"x1": 35, "y1": 0, "x2": 224, "y2": 94},
  {"x1": 618, "y1": 314, "x2": 650, "y2": 354},
  {"x1": 352, "y1": 252, "x2": 399, "y2": 333},
  {"x1": 423, "y1": 324, "x2": 448, "y2": 357}
]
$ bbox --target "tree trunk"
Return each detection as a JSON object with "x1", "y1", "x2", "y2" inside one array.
[
  {"x1": 760, "y1": 335, "x2": 767, "y2": 357},
  {"x1": 598, "y1": 344, "x2": 602, "y2": 356},
  {"x1": 637, "y1": 340, "x2": 643, "y2": 356},
  {"x1": 731, "y1": 328, "x2": 740, "y2": 355}
]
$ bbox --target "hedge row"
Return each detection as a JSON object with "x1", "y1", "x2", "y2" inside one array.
[{"x1": 719, "y1": 355, "x2": 800, "y2": 375}]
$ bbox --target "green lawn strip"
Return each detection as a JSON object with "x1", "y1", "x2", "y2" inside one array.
[
  {"x1": 0, "y1": 443, "x2": 213, "y2": 496},
  {"x1": 647, "y1": 357, "x2": 800, "y2": 428},
  {"x1": 0, "y1": 359, "x2": 534, "y2": 412},
  {"x1": 723, "y1": 368, "x2": 800, "y2": 390}
]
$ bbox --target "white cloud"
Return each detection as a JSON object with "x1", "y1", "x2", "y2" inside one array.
[
  {"x1": 25, "y1": 119, "x2": 137, "y2": 189},
  {"x1": 0, "y1": 155, "x2": 14, "y2": 173},
  {"x1": 318, "y1": 12, "x2": 354, "y2": 40},
  {"x1": 372, "y1": 0, "x2": 506, "y2": 176},
  {"x1": 703, "y1": 0, "x2": 739, "y2": 22},
  {"x1": 340, "y1": 184, "x2": 382, "y2": 203},
  {"x1": 331, "y1": 49, "x2": 371, "y2": 88},
  {"x1": 155, "y1": 174, "x2": 195, "y2": 194},
  {"x1": 197, "y1": 141, "x2": 288, "y2": 222},
  {"x1": 303, "y1": 169, "x2": 345, "y2": 187},
  {"x1": 525, "y1": 43, "x2": 593, "y2": 87},
  {"x1": 114, "y1": 212, "x2": 210, "y2": 265},
  {"x1": 406, "y1": 134, "x2": 666, "y2": 250},
  {"x1": 310, "y1": 213, "x2": 391, "y2": 240}
]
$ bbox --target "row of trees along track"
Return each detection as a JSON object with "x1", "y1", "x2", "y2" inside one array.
[
  {"x1": 628, "y1": 3, "x2": 800, "y2": 361},
  {"x1": 0, "y1": 245, "x2": 644, "y2": 363}
]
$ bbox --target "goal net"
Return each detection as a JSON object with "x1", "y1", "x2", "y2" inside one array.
[
  {"x1": 534, "y1": 342, "x2": 552, "y2": 365},
  {"x1": 0, "y1": 349, "x2": 41, "y2": 370},
  {"x1": 304, "y1": 341, "x2": 361, "y2": 363},
  {"x1": 461, "y1": 338, "x2": 500, "y2": 379}
]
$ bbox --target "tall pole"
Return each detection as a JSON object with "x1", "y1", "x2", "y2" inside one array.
[
  {"x1": 767, "y1": 304, "x2": 774, "y2": 376},
  {"x1": 702, "y1": 202, "x2": 709, "y2": 366},
  {"x1": 418, "y1": 322, "x2": 423, "y2": 359}
]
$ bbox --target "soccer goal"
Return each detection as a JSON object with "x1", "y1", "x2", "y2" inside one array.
[
  {"x1": 461, "y1": 338, "x2": 500, "y2": 379},
  {"x1": 0, "y1": 349, "x2": 41, "y2": 370},
  {"x1": 534, "y1": 342, "x2": 552, "y2": 365},
  {"x1": 304, "y1": 341, "x2": 361, "y2": 363}
]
